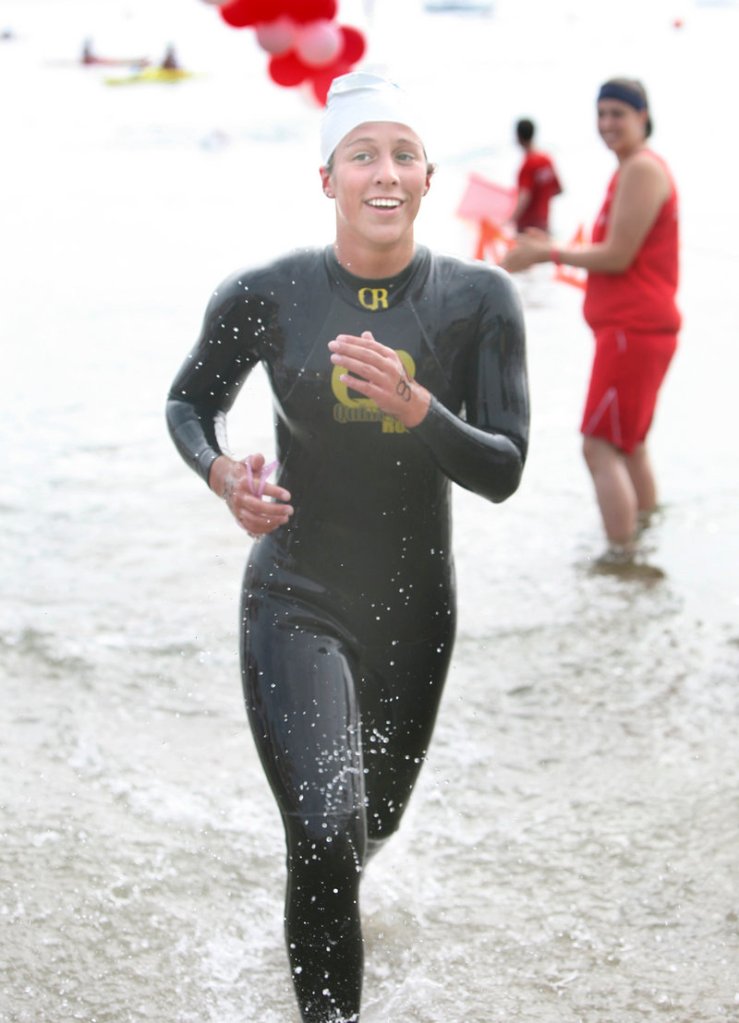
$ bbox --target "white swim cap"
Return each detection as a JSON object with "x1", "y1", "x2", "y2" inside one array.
[{"x1": 320, "y1": 70, "x2": 427, "y2": 165}]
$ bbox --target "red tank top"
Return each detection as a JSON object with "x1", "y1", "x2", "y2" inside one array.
[{"x1": 583, "y1": 150, "x2": 680, "y2": 334}]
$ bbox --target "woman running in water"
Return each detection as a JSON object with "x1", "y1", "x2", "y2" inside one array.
[
  {"x1": 166, "y1": 71, "x2": 529, "y2": 1023},
  {"x1": 503, "y1": 78, "x2": 679, "y2": 564}
]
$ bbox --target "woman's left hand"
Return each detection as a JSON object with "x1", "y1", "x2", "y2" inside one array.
[{"x1": 328, "y1": 331, "x2": 430, "y2": 428}]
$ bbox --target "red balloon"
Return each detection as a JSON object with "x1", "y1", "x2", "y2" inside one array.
[
  {"x1": 305, "y1": 26, "x2": 366, "y2": 105},
  {"x1": 309, "y1": 60, "x2": 351, "y2": 105},
  {"x1": 268, "y1": 50, "x2": 311, "y2": 87},
  {"x1": 283, "y1": 0, "x2": 337, "y2": 25},
  {"x1": 337, "y1": 24, "x2": 366, "y2": 65},
  {"x1": 219, "y1": 0, "x2": 284, "y2": 27},
  {"x1": 254, "y1": 0, "x2": 290, "y2": 20},
  {"x1": 219, "y1": 0, "x2": 257, "y2": 27}
]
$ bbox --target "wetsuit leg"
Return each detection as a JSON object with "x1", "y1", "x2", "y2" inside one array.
[
  {"x1": 241, "y1": 606, "x2": 367, "y2": 1023},
  {"x1": 240, "y1": 575, "x2": 455, "y2": 1022},
  {"x1": 356, "y1": 629, "x2": 455, "y2": 845}
]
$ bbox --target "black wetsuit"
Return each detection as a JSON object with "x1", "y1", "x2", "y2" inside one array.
[{"x1": 166, "y1": 245, "x2": 529, "y2": 1022}]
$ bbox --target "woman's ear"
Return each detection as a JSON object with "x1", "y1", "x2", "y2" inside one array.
[{"x1": 319, "y1": 166, "x2": 334, "y2": 198}]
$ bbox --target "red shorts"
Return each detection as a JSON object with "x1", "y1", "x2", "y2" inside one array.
[{"x1": 580, "y1": 327, "x2": 678, "y2": 454}]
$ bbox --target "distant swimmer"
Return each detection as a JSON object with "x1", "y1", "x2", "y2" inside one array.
[
  {"x1": 159, "y1": 44, "x2": 180, "y2": 70},
  {"x1": 503, "y1": 80, "x2": 679, "y2": 565},
  {"x1": 511, "y1": 118, "x2": 563, "y2": 234},
  {"x1": 81, "y1": 37, "x2": 95, "y2": 65}
]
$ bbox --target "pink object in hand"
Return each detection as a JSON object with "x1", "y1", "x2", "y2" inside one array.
[{"x1": 244, "y1": 459, "x2": 280, "y2": 498}]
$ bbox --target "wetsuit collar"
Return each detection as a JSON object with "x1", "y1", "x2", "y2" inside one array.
[{"x1": 324, "y1": 245, "x2": 430, "y2": 309}]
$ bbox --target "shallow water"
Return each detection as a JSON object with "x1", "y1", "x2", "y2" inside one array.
[{"x1": 2, "y1": 1, "x2": 738, "y2": 1021}]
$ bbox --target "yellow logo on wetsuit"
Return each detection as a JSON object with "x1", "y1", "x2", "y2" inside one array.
[
  {"x1": 332, "y1": 350, "x2": 416, "y2": 433},
  {"x1": 357, "y1": 287, "x2": 389, "y2": 311}
]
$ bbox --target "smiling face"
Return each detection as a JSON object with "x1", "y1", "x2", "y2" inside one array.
[
  {"x1": 320, "y1": 121, "x2": 432, "y2": 278},
  {"x1": 597, "y1": 99, "x2": 649, "y2": 160}
]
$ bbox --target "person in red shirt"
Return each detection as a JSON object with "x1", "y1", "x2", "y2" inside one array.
[
  {"x1": 511, "y1": 118, "x2": 563, "y2": 233},
  {"x1": 503, "y1": 80, "x2": 679, "y2": 564}
]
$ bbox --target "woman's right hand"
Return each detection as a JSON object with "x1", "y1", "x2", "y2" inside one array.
[
  {"x1": 209, "y1": 454, "x2": 293, "y2": 537},
  {"x1": 500, "y1": 228, "x2": 553, "y2": 273}
]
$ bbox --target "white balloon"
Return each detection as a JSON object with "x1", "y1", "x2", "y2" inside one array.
[
  {"x1": 255, "y1": 17, "x2": 297, "y2": 56},
  {"x1": 295, "y1": 20, "x2": 342, "y2": 68}
]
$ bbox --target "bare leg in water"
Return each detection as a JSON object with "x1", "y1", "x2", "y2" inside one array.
[
  {"x1": 625, "y1": 442, "x2": 658, "y2": 526},
  {"x1": 582, "y1": 437, "x2": 659, "y2": 549}
]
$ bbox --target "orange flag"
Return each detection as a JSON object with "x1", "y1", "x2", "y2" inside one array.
[{"x1": 457, "y1": 173, "x2": 517, "y2": 265}]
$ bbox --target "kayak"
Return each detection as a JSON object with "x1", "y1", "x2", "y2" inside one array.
[
  {"x1": 47, "y1": 56, "x2": 150, "y2": 69},
  {"x1": 104, "y1": 68, "x2": 198, "y2": 86},
  {"x1": 83, "y1": 56, "x2": 150, "y2": 67}
]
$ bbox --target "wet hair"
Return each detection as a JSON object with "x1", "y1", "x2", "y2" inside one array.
[
  {"x1": 515, "y1": 118, "x2": 535, "y2": 144},
  {"x1": 598, "y1": 78, "x2": 653, "y2": 138}
]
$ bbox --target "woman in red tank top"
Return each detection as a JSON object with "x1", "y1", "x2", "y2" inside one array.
[{"x1": 503, "y1": 79, "x2": 680, "y2": 565}]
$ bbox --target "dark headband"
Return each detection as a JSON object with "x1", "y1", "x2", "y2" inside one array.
[{"x1": 597, "y1": 82, "x2": 647, "y2": 111}]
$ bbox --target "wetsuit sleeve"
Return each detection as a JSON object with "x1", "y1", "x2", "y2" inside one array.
[
  {"x1": 165, "y1": 274, "x2": 263, "y2": 485},
  {"x1": 411, "y1": 266, "x2": 529, "y2": 504}
]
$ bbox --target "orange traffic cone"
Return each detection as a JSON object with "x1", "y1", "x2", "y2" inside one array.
[{"x1": 474, "y1": 219, "x2": 515, "y2": 265}]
